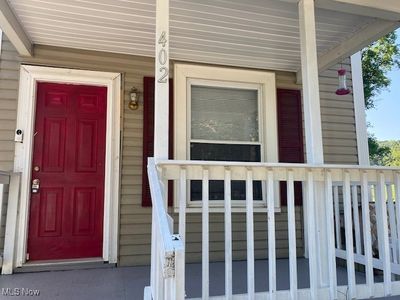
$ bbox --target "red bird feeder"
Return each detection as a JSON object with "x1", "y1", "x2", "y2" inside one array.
[{"x1": 335, "y1": 68, "x2": 351, "y2": 95}]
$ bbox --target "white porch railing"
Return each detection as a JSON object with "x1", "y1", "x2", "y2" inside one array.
[
  {"x1": 144, "y1": 158, "x2": 185, "y2": 300},
  {"x1": 0, "y1": 171, "x2": 21, "y2": 275},
  {"x1": 146, "y1": 158, "x2": 400, "y2": 299}
]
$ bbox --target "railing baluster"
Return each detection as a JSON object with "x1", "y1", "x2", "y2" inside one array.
[
  {"x1": 287, "y1": 170, "x2": 298, "y2": 300},
  {"x1": 156, "y1": 224, "x2": 163, "y2": 300},
  {"x1": 375, "y1": 183, "x2": 385, "y2": 258},
  {"x1": 202, "y1": 168, "x2": 209, "y2": 300},
  {"x1": 246, "y1": 169, "x2": 255, "y2": 300},
  {"x1": 151, "y1": 212, "x2": 157, "y2": 298},
  {"x1": 178, "y1": 167, "x2": 187, "y2": 298},
  {"x1": 267, "y1": 169, "x2": 276, "y2": 300},
  {"x1": 343, "y1": 171, "x2": 356, "y2": 298},
  {"x1": 306, "y1": 170, "x2": 317, "y2": 300},
  {"x1": 361, "y1": 171, "x2": 374, "y2": 297},
  {"x1": 224, "y1": 168, "x2": 232, "y2": 300},
  {"x1": 395, "y1": 173, "x2": 400, "y2": 264},
  {"x1": 0, "y1": 183, "x2": 4, "y2": 246},
  {"x1": 324, "y1": 170, "x2": 337, "y2": 300},
  {"x1": 179, "y1": 167, "x2": 187, "y2": 242},
  {"x1": 333, "y1": 185, "x2": 341, "y2": 249},
  {"x1": 376, "y1": 172, "x2": 392, "y2": 296},
  {"x1": 154, "y1": 222, "x2": 158, "y2": 300},
  {"x1": 387, "y1": 184, "x2": 397, "y2": 264},
  {"x1": 352, "y1": 185, "x2": 362, "y2": 254},
  {"x1": 174, "y1": 247, "x2": 185, "y2": 300}
]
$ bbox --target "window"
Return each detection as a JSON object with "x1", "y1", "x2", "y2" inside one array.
[{"x1": 174, "y1": 64, "x2": 278, "y2": 209}]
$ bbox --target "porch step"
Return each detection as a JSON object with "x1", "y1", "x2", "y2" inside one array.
[{"x1": 14, "y1": 258, "x2": 115, "y2": 273}]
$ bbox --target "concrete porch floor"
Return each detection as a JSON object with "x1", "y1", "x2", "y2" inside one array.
[{"x1": 0, "y1": 258, "x2": 399, "y2": 300}]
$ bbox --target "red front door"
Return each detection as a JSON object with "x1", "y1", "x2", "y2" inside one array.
[{"x1": 27, "y1": 82, "x2": 107, "y2": 261}]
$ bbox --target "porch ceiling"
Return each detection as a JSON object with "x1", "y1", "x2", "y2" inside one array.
[{"x1": 6, "y1": 0, "x2": 398, "y2": 72}]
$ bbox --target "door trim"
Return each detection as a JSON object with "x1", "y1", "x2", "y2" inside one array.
[{"x1": 12, "y1": 65, "x2": 121, "y2": 268}]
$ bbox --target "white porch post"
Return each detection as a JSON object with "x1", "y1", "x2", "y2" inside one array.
[
  {"x1": 298, "y1": 0, "x2": 329, "y2": 292},
  {"x1": 154, "y1": 0, "x2": 170, "y2": 160},
  {"x1": 351, "y1": 51, "x2": 370, "y2": 166},
  {"x1": 151, "y1": 0, "x2": 171, "y2": 297},
  {"x1": 299, "y1": 0, "x2": 324, "y2": 164}
]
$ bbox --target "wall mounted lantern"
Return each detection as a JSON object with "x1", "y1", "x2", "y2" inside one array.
[
  {"x1": 129, "y1": 87, "x2": 140, "y2": 110},
  {"x1": 335, "y1": 68, "x2": 351, "y2": 95}
]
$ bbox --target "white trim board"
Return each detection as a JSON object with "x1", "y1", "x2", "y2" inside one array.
[
  {"x1": 0, "y1": 1, "x2": 32, "y2": 56},
  {"x1": 351, "y1": 52, "x2": 370, "y2": 166},
  {"x1": 8, "y1": 65, "x2": 121, "y2": 272}
]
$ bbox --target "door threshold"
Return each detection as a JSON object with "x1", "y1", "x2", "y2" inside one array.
[{"x1": 15, "y1": 257, "x2": 115, "y2": 273}]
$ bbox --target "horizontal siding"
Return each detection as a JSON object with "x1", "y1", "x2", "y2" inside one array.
[
  {"x1": 320, "y1": 59, "x2": 358, "y2": 164},
  {"x1": 0, "y1": 35, "x2": 21, "y2": 256},
  {"x1": 0, "y1": 38, "x2": 20, "y2": 171},
  {"x1": 0, "y1": 37, "x2": 358, "y2": 266}
]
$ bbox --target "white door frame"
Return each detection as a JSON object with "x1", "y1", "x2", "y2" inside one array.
[{"x1": 11, "y1": 65, "x2": 121, "y2": 268}]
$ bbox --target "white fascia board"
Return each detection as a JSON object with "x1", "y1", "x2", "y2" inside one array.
[{"x1": 0, "y1": 0, "x2": 32, "y2": 56}]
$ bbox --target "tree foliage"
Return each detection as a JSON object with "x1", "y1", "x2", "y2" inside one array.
[
  {"x1": 379, "y1": 140, "x2": 400, "y2": 167},
  {"x1": 362, "y1": 31, "x2": 400, "y2": 165},
  {"x1": 362, "y1": 32, "x2": 400, "y2": 109},
  {"x1": 369, "y1": 137, "x2": 400, "y2": 167},
  {"x1": 368, "y1": 134, "x2": 391, "y2": 165}
]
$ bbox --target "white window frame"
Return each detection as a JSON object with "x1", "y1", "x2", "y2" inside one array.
[
  {"x1": 10, "y1": 65, "x2": 121, "y2": 270},
  {"x1": 174, "y1": 63, "x2": 279, "y2": 212}
]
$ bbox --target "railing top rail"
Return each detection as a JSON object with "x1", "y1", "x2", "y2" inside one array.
[
  {"x1": 147, "y1": 158, "x2": 179, "y2": 255},
  {"x1": 156, "y1": 159, "x2": 400, "y2": 172}
]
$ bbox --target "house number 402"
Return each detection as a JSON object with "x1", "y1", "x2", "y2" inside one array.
[{"x1": 158, "y1": 31, "x2": 168, "y2": 83}]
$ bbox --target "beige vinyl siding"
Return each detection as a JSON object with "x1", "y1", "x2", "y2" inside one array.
[
  {"x1": 0, "y1": 38, "x2": 20, "y2": 171},
  {"x1": 0, "y1": 35, "x2": 358, "y2": 265},
  {"x1": 0, "y1": 36, "x2": 21, "y2": 256},
  {"x1": 320, "y1": 58, "x2": 358, "y2": 164}
]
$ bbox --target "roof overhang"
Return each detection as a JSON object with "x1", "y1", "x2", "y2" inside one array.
[{"x1": 2, "y1": 0, "x2": 400, "y2": 72}]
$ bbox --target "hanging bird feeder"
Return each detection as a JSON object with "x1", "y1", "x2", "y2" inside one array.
[{"x1": 335, "y1": 68, "x2": 351, "y2": 95}]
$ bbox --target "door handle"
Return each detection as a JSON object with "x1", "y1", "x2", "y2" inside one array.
[{"x1": 32, "y1": 179, "x2": 40, "y2": 193}]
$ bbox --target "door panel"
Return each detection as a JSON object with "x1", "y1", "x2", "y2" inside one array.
[
  {"x1": 38, "y1": 188, "x2": 63, "y2": 237},
  {"x1": 76, "y1": 120, "x2": 98, "y2": 172},
  {"x1": 42, "y1": 118, "x2": 66, "y2": 172},
  {"x1": 28, "y1": 82, "x2": 107, "y2": 261},
  {"x1": 72, "y1": 187, "x2": 96, "y2": 236}
]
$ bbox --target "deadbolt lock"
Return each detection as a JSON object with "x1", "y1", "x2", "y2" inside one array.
[{"x1": 32, "y1": 179, "x2": 40, "y2": 193}]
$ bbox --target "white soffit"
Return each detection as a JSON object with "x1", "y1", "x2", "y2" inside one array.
[{"x1": 7, "y1": 0, "x2": 380, "y2": 72}]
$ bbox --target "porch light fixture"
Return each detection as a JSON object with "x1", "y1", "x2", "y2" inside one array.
[
  {"x1": 129, "y1": 87, "x2": 140, "y2": 110},
  {"x1": 335, "y1": 68, "x2": 351, "y2": 96}
]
